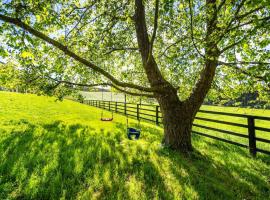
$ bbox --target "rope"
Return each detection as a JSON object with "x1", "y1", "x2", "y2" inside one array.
[
  {"x1": 138, "y1": 95, "x2": 142, "y2": 129},
  {"x1": 101, "y1": 88, "x2": 104, "y2": 118},
  {"x1": 125, "y1": 94, "x2": 128, "y2": 128}
]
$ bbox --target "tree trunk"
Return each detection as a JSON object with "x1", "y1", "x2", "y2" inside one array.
[
  {"x1": 155, "y1": 89, "x2": 197, "y2": 153},
  {"x1": 133, "y1": 0, "x2": 218, "y2": 154},
  {"x1": 155, "y1": 59, "x2": 217, "y2": 153},
  {"x1": 161, "y1": 102, "x2": 194, "y2": 153}
]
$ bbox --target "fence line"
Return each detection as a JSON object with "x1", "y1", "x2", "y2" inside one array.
[{"x1": 83, "y1": 100, "x2": 270, "y2": 157}]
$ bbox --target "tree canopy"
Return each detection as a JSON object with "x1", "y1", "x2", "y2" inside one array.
[{"x1": 0, "y1": 0, "x2": 269, "y2": 100}]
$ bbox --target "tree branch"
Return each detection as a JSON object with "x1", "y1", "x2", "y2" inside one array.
[
  {"x1": 65, "y1": 6, "x2": 91, "y2": 39},
  {"x1": 186, "y1": 0, "x2": 218, "y2": 108},
  {"x1": 188, "y1": 0, "x2": 204, "y2": 58},
  {"x1": 227, "y1": 15, "x2": 270, "y2": 33},
  {"x1": 235, "y1": 6, "x2": 264, "y2": 21},
  {"x1": 218, "y1": 61, "x2": 270, "y2": 66},
  {"x1": 216, "y1": 0, "x2": 226, "y2": 14},
  {"x1": 158, "y1": 37, "x2": 186, "y2": 58},
  {"x1": 217, "y1": 0, "x2": 247, "y2": 42},
  {"x1": 218, "y1": 61, "x2": 269, "y2": 82},
  {"x1": 134, "y1": 0, "x2": 169, "y2": 90},
  {"x1": 149, "y1": 0, "x2": 159, "y2": 55},
  {"x1": 0, "y1": 14, "x2": 156, "y2": 93},
  {"x1": 220, "y1": 38, "x2": 245, "y2": 53},
  {"x1": 48, "y1": 77, "x2": 154, "y2": 97},
  {"x1": 104, "y1": 47, "x2": 139, "y2": 55}
]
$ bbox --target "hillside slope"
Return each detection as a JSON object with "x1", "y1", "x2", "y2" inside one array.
[{"x1": 0, "y1": 92, "x2": 269, "y2": 199}]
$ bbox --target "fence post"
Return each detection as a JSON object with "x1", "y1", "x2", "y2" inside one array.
[
  {"x1": 248, "y1": 117, "x2": 256, "y2": 157},
  {"x1": 109, "y1": 101, "x2": 111, "y2": 111},
  {"x1": 156, "y1": 106, "x2": 159, "y2": 125},
  {"x1": 115, "y1": 102, "x2": 117, "y2": 113},
  {"x1": 99, "y1": 101, "x2": 100, "y2": 108},
  {"x1": 137, "y1": 104, "x2": 140, "y2": 120}
]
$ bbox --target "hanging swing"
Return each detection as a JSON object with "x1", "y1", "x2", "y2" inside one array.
[
  {"x1": 126, "y1": 95, "x2": 141, "y2": 140},
  {"x1": 100, "y1": 86, "x2": 114, "y2": 121}
]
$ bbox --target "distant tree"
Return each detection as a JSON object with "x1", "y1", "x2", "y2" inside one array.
[{"x1": 0, "y1": 0, "x2": 269, "y2": 153}]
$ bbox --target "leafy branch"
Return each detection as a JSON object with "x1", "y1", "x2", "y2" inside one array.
[
  {"x1": 47, "y1": 77, "x2": 154, "y2": 97},
  {"x1": 0, "y1": 14, "x2": 156, "y2": 93}
]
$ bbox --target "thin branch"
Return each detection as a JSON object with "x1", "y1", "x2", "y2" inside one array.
[
  {"x1": 66, "y1": 1, "x2": 97, "y2": 17},
  {"x1": 48, "y1": 81, "x2": 62, "y2": 91},
  {"x1": 66, "y1": 7, "x2": 91, "y2": 39},
  {"x1": 49, "y1": 77, "x2": 154, "y2": 97},
  {"x1": 149, "y1": 0, "x2": 159, "y2": 55},
  {"x1": 216, "y1": 0, "x2": 226, "y2": 14},
  {"x1": 220, "y1": 38, "x2": 245, "y2": 53},
  {"x1": 218, "y1": 61, "x2": 268, "y2": 82},
  {"x1": 218, "y1": 61, "x2": 270, "y2": 66},
  {"x1": 0, "y1": 14, "x2": 155, "y2": 93},
  {"x1": 158, "y1": 36, "x2": 189, "y2": 58},
  {"x1": 217, "y1": 0, "x2": 247, "y2": 42},
  {"x1": 220, "y1": 15, "x2": 270, "y2": 53},
  {"x1": 227, "y1": 15, "x2": 270, "y2": 33},
  {"x1": 112, "y1": 84, "x2": 154, "y2": 97},
  {"x1": 188, "y1": 0, "x2": 204, "y2": 58},
  {"x1": 235, "y1": 6, "x2": 264, "y2": 21},
  {"x1": 104, "y1": 47, "x2": 139, "y2": 55}
]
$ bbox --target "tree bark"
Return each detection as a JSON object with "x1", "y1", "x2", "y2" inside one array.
[
  {"x1": 158, "y1": 95, "x2": 194, "y2": 153},
  {"x1": 155, "y1": 59, "x2": 217, "y2": 153}
]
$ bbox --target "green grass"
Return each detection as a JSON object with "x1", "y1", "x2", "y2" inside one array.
[{"x1": 0, "y1": 91, "x2": 270, "y2": 200}]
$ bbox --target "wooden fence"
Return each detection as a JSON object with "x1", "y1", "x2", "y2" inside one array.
[{"x1": 83, "y1": 100, "x2": 270, "y2": 157}]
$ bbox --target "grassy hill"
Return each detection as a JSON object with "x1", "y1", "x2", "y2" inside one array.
[{"x1": 0, "y1": 91, "x2": 269, "y2": 199}]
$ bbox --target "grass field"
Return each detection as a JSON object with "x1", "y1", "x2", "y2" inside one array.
[{"x1": 0, "y1": 91, "x2": 270, "y2": 199}]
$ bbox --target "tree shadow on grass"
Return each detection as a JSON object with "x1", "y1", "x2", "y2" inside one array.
[
  {"x1": 0, "y1": 119, "x2": 172, "y2": 199},
  {"x1": 0, "y1": 119, "x2": 269, "y2": 199}
]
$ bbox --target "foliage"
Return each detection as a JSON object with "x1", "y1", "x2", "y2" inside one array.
[
  {"x1": 0, "y1": 91, "x2": 269, "y2": 199},
  {"x1": 0, "y1": 61, "x2": 23, "y2": 91},
  {"x1": 0, "y1": 0, "x2": 269, "y2": 100}
]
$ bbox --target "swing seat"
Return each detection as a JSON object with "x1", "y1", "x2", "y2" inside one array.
[
  {"x1": 101, "y1": 117, "x2": 113, "y2": 121},
  {"x1": 127, "y1": 127, "x2": 141, "y2": 140}
]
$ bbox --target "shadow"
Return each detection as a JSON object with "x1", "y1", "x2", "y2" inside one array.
[
  {"x1": 193, "y1": 133, "x2": 270, "y2": 164},
  {"x1": 0, "y1": 119, "x2": 269, "y2": 199}
]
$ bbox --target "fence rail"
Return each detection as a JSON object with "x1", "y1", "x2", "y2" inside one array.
[{"x1": 83, "y1": 100, "x2": 270, "y2": 157}]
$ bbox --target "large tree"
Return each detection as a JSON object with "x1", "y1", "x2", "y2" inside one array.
[{"x1": 0, "y1": 0, "x2": 269, "y2": 153}]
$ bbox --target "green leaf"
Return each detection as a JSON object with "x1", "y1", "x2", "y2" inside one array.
[{"x1": 21, "y1": 51, "x2": 34, "y2": 59}]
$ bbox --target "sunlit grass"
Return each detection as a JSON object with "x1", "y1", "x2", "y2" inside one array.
[{"x1": 0, "y1": 91, "x2": 269, "y2": 199}]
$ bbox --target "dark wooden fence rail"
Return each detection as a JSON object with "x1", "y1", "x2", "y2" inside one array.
[{"x1": 83, "y1": 100, "x2": 270, "y2": 157}]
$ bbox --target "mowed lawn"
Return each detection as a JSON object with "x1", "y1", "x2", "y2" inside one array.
[{"x1": 0, "y1": 92, "x2": 269, "y2": 200}]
